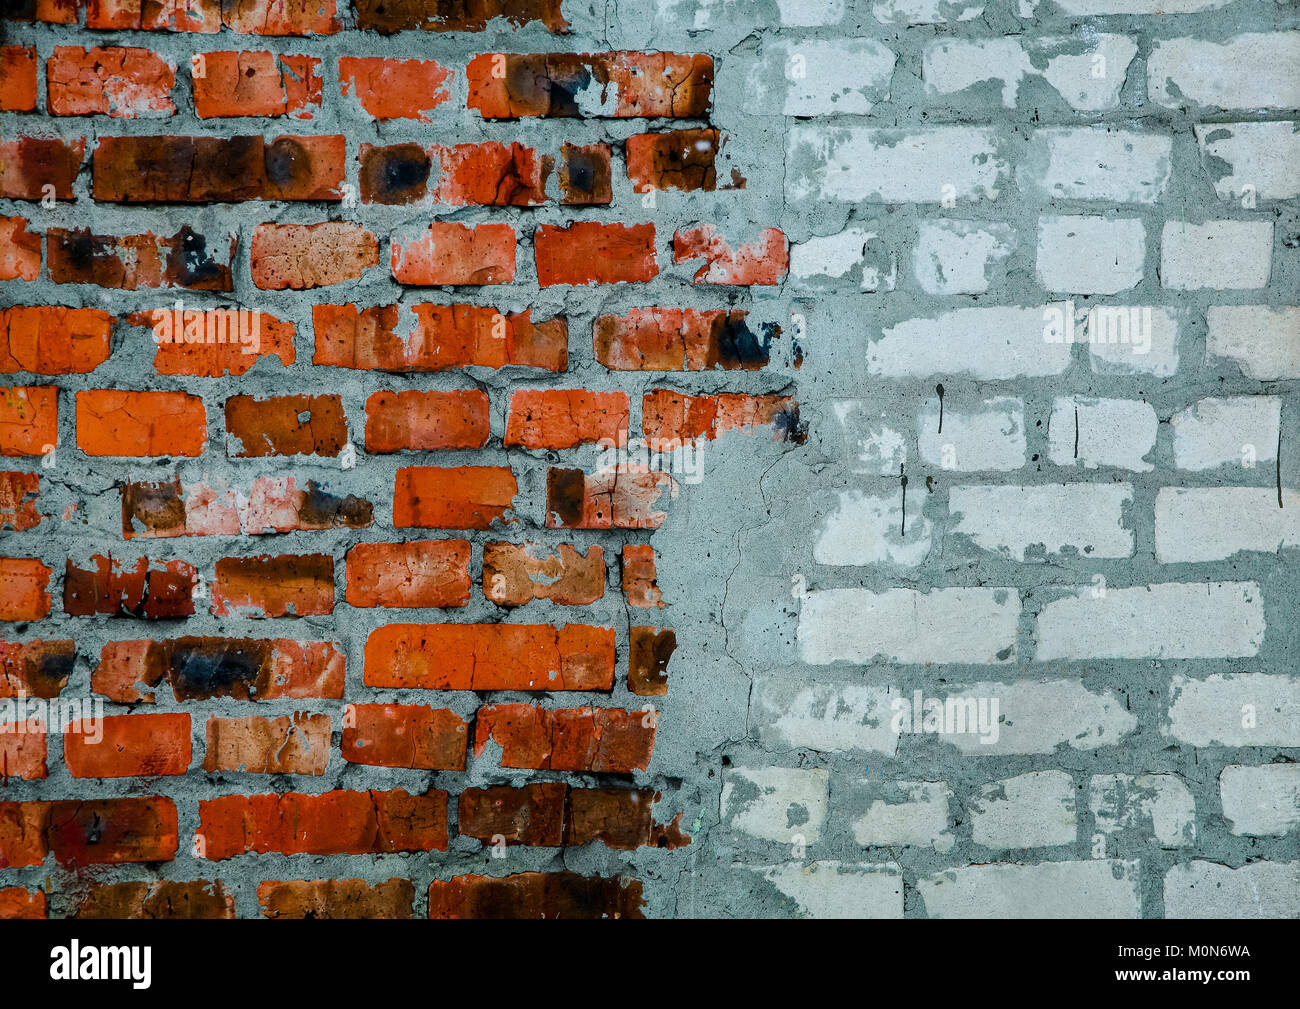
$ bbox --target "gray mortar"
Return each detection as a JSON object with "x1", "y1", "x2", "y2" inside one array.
[{"x1": 1, "y1": 0, "x2": 1297, "y2": 917}]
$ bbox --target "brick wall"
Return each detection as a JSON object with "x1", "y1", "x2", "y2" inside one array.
[{"x1": 1, "y1": 0, "x2": 1297, "y2": 918}]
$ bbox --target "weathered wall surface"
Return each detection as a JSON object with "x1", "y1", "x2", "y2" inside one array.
[{"x1": 0, "y1": 0, "x2": 1297, "y2": 918}]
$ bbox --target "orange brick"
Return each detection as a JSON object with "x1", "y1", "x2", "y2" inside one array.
[
  {"x1": 0, "y1": 136, "x2": 84, "y2": 200},
  {"x1": 393, "y1": 465, "x2": 517, "y2": 529},
  {"x1": 674, "y1": 224, "x2": 789, "y2": 285},
  {"x1": 204, "y1": 713, "x2": 331, "y2": 774},
  {"x1": 341, "y1": 704, "x2": 468, "y2": 770},
  {"x1": 433, "y1": 141, "x2": 550, "y2": 206},
  {"x1": 339, "y1": 57, "x2": 451, "y2": 121},
  {"x1": 629, "y1": 626, "x2": 675, "y2": 696},
  {"x1": 64, "y1": 713, "x2": 191, "y2": 778},
  {"x1": 546, "y1": 466, "x2": 675, "y2": 530},
  {"x1": 483, "y1": 542, "x2": 605, "y2": 607},
  {"x1": 0, "y1": 47, "x2": 38, "y2": 112},
  {"x1": 47, "y1": 46, "x2": 175, "y2": 118},
  {"x1": 0, "y1": 472, "x2": 40, "y2": 531},
  {"x1": 192, "y1": 51, "x2": 321, "y2": 119},
  {"x1": 251, "y1": 222, "x2": 378, "y2": 289},
  {"x1": 211, "y1": 554, "x2": 335, "y2": 617},
  {"x1": 365, "y1": 389, "x2": 490, "y2": 452},
  {"x1": 642, "y1": 389, "x2": 798, "y2": 448},
  {"x1": 0, "y1": 640, "x2": 74, "y2": 698},
  {"x1": 0, "y1": 386, "x2": 58, "y2": 456},
  {"x1": 622, "y1": 544, "x2": 663, "y2": 608},
  {"x1": 0, "y1": 888, "x2": 46, "y2": 919},
  {"x1": 130, "y1": 309, "x2": 296, "y2": 377},
  {"x1": 259, "y1": 878, "x2": 414, "y2": 919},
  {"x1": 63, "y1": 555, "x2": 197, "y2": 618},
  {"x1": 391, "y1": 222, "x2": 516, "y2": 285},
  {"x1": 364, "y1": 624, "x2": 615, "y2": 691},
  {"x1": 0, "y1": 217, "x2": 40, "y2": 281},
  {"x1": 76, "y1": 389, "x2": 206, "y2": 457},
  {"x1": 0, "y1": 306, "x2": 114, "y2": 374},
  {"x1": 593, "y1": 307, "x2": 773, "y2": 371},
  {"x1": 73, "y1": 880, "x2": 234, "y2": 919},
  {"x1": 0, "y1": 725, "x2": 47, "y2": 780},
  {"x1": 626, "y1": 128, "x2": 718, "y2": 193},
  {"x1": 344, "y1": 540, "x2": 471, "y2": 609},
  {"x1": 48, "y1": 226, "x2": 235, "y2": 290},
  {"x1": 474, "y1": 705, "x2": 656, "y2": 772},
  {"x1": 505, "y1": 389, "x2": 629, "y2": 449},
  {"x1": 225, "y1": 393, "x2": 346, "y2": 458},
  {"x1": 0, "y1": 557, "x2": 51, "y2": 621},
  {"x1": 535, "y1": 222, "x2": 658, "y2": 287}
]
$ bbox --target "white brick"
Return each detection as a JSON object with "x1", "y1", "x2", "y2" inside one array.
[
  {"x1": 1219, "y1": 764, "x2": 1300, "y2": 837},
  {"x1": 1048, "y1": 397, "x2": 1157, "y2": 472},
  {"x1": 814, "y1": 490, "x2": 931, "y2": 566},
  {"x1": 830, "y1": 400, "x2": 906, "y2": 475},
  {"x1": 918, "y1": 396, "x2": 1026, "y2": 472},
  {"x1": 948, "y1": 484, "x2": 1134, "y2": 560},
  {"x1": 790, "y1": 228, "x2": 894, "y2": 292},
  {"x1": 1149, "y1": 33, "x2": 1300, "y2": 112},
  {"x1": 787, "y1": 126, "x2": 1004, "y2": 205},
  {"x1": 971, "y1": 770, "x2": 1077, "y2": 849},
  {"x1": 871, "y1": 306, "x2": 1073, "y2": 379},
  {"x1": 743, "y1": 862, "x2": 903, "y2": 918},
  {"x1": 1206, "y1": 306, "x2": 1300, "y2": 380},
  {"x1": 912, "y1": 220, "x2": 1015, "y2": 295},
  {"x1": 746, "y1": 40, "x2": 896, "y2": 116},
  {"x1": 1086, "y1": 305, "x2": 1180, "y2": 377},
  {"x1": 1166, "y1": 672, "x2": 1300, "y2": 747},
  {"x1": 920, "y1": 860, "x2": 1141, "y2": 919},
  {"x1": 775, "y1": 0, "x2": 845, "y2": 25},
  {"x1": 872, "y1": 0, "x2": 983, "y2": 23},
  {"x1": 799, "y1": 587, "x2": 1020, "y2": 665},
  {"x1": 1155, "y1": 487, "x2": 1300, "y2": 563},
  {"x1": 922, "y1": 35, "x2": 1134, "y2": 111},
  {"x1": 1090, "y1": 774, "x2": 1197, "y2": 847},
  {"x1": 1036, "y1": 216, "x2": 1145, "y2": 295},
  {"x1": 1170, "y1": 396, "x2": 1280, "y2": 471},
  {"x1": 1194, "y1": 122, "x2": 1300, "y2": 202},
  {"x1": 749, "y1": 678, "x2": 901, "y2": 755},
  {"x1": 853, "y1": 781, "x2": 955, "y2": 853},
  {"x1": 1164, "y1": 861, "x2": 1300, "y2": 919},
  {"x1": 721, "y1": 765, "x2": 830, "y2": 844},
  {"x1": 928, "y1": 680, "x2": 1136, "y2": 756},
  {"x1": 1020, "y1": 127, "x2": 1172, "y2": 204},
  {"x1": 1161, "y1": 220, "x2": 1272, "y2": 290},
  {"x1": 1035, "y1": 582, "x2": 1264, "y2": 660}
]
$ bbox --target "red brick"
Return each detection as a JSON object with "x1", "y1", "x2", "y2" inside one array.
[
  {"x1": 87, "y1": 0, "x2": 341, "y2": 34},
  {"x1": 93, "y1": 134, "x2": 344, "y2": 202},
  {"x1": 467, "y1": 52, "x2": 711, "y2": 119},
  {"x1": 0, "y1": 801, "x2": 49, "y2": 867},
  {"x1": 0, "y1": 386, "x2": 58, "y2": 456},
  {"x1": 73, "y1": 880, "x2": 234, "y2": 919},
  {"x1": 365, "y1": 389, "x2": 490, "y2": 452},
  {"x1": 64, "y1": 712, "x2": 191, "y2": 778},
  {"x1": 675, "y1": 224, "x2": 789, "y2": 285},
  {"x1": 225, "y1": 393, "x2": 346, "y2": 458},
  {"x1": 0, "y1": 888, "x2": 46, "y2": 919},
  {"x1": 0, "y1": 217, "x2": 40, "y2": 281},
  {"x1": 314, "y1": 303, "x2": 566, "y2": 372},
  {"x1": 9, "y1": 0, "x2": 78, "y2": 24},
  {"x1": 192, "y1": 51, "x2": 321, "y2": 119},
  {"x1": 559, "y1": 142, "x2": 612, "y2": 205},
  {"x1": 220, "y1": 0, "x2": 340, "y2": 35},
  {"x1": 0, "y1": 725, "x2": 47, "y2": 781},
  {"x1": 345, "y1": 540, "x2": 471, "y2": 609},
  {"x1": 341, "y1": 704, "x2": 467, "y2": 770},
  {"x1": 0, "y1": 136, "x2": 84, "y2": 200},
  {"x1": 458, "y1": 784, "x2": 689, "y2": 850},
  {"x1": 197, "y1": 790, "x2": 448, "y2": 859},
  {"x1": 0, "y1": 47, "x2": 38, "y2": 112},
  {"x1": 47, "y1": 46, "x2": 175, "y2": 118},
  {"x1": 46, "y1": 796, "x2": 179, "y2": 866},
  {"x1": 130, "y1": 308, "x2": 295, "y2": 377},
  {"x1": 505, "y1": 389, "x2": 629, "y2": 449},
  {"x1": 393, "y1": 465, "x2": 517, "y2": 529},
  {"x1": 643, "y1": 389, "x2": 798, "y2": 448},
  {"x1": 121, "y1": 476, "x2": 371, "y2": 537},
  {"x1": 76, "y1": 389, "x2": 206, "y2": 457},
  {"x1": 622, "y1": 544, "x2": 663, "y2": 608},
  {"x1": 483, "y1": 542, "x2": 605, "y2": 607},
  {"x1": 629, "y1": 626, "x2": 675, "y2": 696},
  {"x1": 0, "y1": 306, "x2": 113, "y2": 373},
  {"x1": 258, "y1": 878, "x2": 414, "y2": 919},
  {"x1": 64, "y1": 555, "x2": 196, "y2": 618},
  {"x1": 474, "y1": 705, "x2": 656, "y2": 772},
  {"x1": 49, "y1": 226, "x2": 235, "y2": 290},
  {"x1": 626, "y1": 129, "x2": 718, "y2": 192},
  {"x1": 356, "y1": 0, "x2": 568, "y2": 32},
  {"x1": 546, "y1": 466, "x2": 675, "y2": 529},
  {"x1": 0, "y1": 557, "x2": 52, "y2": 621},
  {"x1": 251, "y1": 222, "x2": 378, "y2": 289},
  {"x1": 93, "y1": 637, "x2": 345, "y2": 703},
  {"x1": 433, "y1": 142, "x2": 550, "y2": 206},
  {"x1": 593, "y1": 308, "x2": 773, "y2": 371},
  {"x1": 428, "y1": 872, "x2": 646, "y2": 919},
  {"x1": 535, "y1": 222, "x2": 657, "y2": 287},
  {"x1": 211, "y1": 554, "x2": 335, "y2": 617},
  {"x1": 88, "y1": 0, "x2": 221, "y2": 31},
  {"x1": 0, "y1": 640, "x2": 74, "y2": 698},
  {"x1": 204, "y1": 712, "x2": 331, "y2": 774},
  {"x1": 358, "y1": 142, "x2": 431, "y2": 204},
  {"x1": 339, "y1": 57, "x2": 451, "y2": 121},
  {"x1": 0, "y1": 472, "x2": 40, "y2": 531},
  {"x1": 391, "y1": 222, "x2": 516, "y2": 285},
  {"x1": 364, "y1": 624, "x2": 615, "y2": 691}
]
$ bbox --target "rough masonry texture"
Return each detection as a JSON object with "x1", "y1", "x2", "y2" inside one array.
[{"x1": 0, "y1": 0, "x2": 1297, "y2": 919}]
